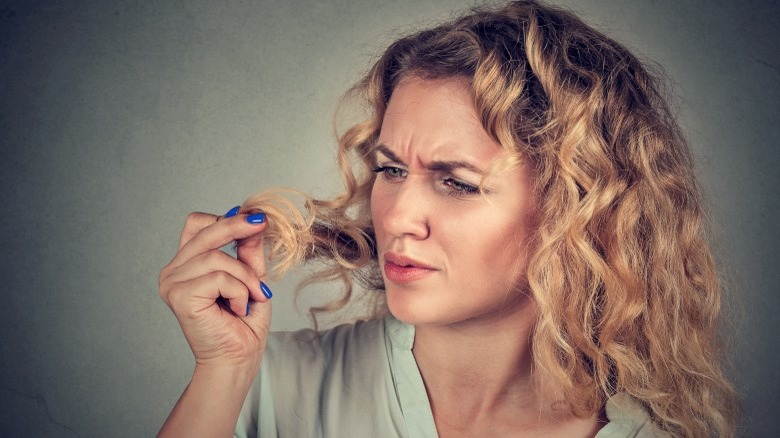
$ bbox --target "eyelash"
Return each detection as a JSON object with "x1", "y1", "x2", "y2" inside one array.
[
  {"x1": 372, "y1": 166, "x2": 407, "y2": 180},
  {"x1": 371, "y1": 166, "x2": 481, "y2": 196}
]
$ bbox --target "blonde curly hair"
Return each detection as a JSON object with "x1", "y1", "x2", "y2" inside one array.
[{"x1": 243, "y1": 1, "x2": 739, "y2": 435}]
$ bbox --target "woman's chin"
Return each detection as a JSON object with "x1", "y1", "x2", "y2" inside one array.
[
  {"x1": 386, "y1": 292, "x2": 458, "y2": 327},
  {"x1": 386, "y1": 291, "x2": 433, "y2": 326}
]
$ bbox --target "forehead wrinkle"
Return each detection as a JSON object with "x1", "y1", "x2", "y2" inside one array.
[{"x1": 377, "y1": 78, "x2": 502, "y2": 174}]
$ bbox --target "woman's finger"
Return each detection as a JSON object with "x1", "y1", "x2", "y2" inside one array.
[
  {"x1": 161, "y1": 249, "x2": 267, "y2": 303},
  {"x1": 236, "y1": 227, "x2": 265, "y2": 275},
  {"x1": 178, "y1": 212, "x2": 220, "y2": 250},
  {"x1": 166, "y1": 270, "x2": 251, "y2": 319},
  {"x1": 172, "y1": 212, "x2": 268, "y2": 272}
]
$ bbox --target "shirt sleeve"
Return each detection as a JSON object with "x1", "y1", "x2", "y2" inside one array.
[
  {"x1": 234, "y1": 326, "x2": 328, "y2": 437},
  {"x1": 233, "y1": 319, "x2": 409, "y2": 438},
  {"x1": 234, "y1": 351, "x2": 277, "y2": 438}
]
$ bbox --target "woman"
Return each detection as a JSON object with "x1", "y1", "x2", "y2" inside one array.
[{"x1": 158, "y1": 1, "x2": 738, "y2": 436}]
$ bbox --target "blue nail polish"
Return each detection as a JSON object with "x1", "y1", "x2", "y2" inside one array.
[
  {"x1": 246, "y1": 301, "x2": 251, "y2": 316},
  {"x1": 246, "y1": 213, "x2": 266, "y2": 224},
  {"x1": 260, "y1": 281, "x2": 273, "y2": 299},
  {"x1": 225, "y1": 205, "x2": 241, "y2": 218}
]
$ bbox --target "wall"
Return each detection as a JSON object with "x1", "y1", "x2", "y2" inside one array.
[{"x1": 1, "y1": 0, "x2": 777, "y2": 435}]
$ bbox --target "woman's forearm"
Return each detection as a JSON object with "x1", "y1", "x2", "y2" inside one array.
[{"x1": 158, "y1": 362, "x2": 258, "y2": 438}]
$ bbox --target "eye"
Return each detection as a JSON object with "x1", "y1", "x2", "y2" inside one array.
[
  {"x1": 442, "y1": 177, "x2": 480, "y2": 195},
  {"x1": 372, "y1": 165, "x2": 407, "y2": 181}
]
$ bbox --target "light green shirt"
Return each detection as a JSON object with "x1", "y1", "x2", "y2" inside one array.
[{"x1": 235, "y1": 316, "x2": 665, "y2": 437}]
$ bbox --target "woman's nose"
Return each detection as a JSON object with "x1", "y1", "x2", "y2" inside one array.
[{"x1": 377, "y1": 179, "x2": 430, "y2": 240}]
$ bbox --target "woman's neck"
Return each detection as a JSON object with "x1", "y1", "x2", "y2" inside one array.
[
  {"x1": 411, "y1": 299, "x2": 538, "y2": 414},
  {"x1": 411, "y1": 300, "x2": 604, "y2": 436}
]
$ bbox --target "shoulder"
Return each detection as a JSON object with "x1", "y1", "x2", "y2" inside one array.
[
  {"x1": 265, "y1": 317, "x2": 388, "y2": 366},
  {"x1": 236, "y1": 318, "x2": 392, "y2": 437},
  {"x1": 597, "y1": 394, "x2": 670, "y2": 437},
  {"x1": 250, "y1": 317, "x2": 404, "y2": 436},
  {"x1": 261, "y1": 317, "x2": 391, "y2": 402},
  {"x1": 597, "y1": 394, "x2": 671, "y2": 438}
]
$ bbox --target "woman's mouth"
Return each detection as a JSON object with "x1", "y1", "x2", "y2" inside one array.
[{"x1": 383, "y1": 252, "x2": 437, "y2": 284}]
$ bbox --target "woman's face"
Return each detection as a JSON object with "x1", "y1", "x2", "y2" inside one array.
[{"x1": 371, "y1": 77, "x2": 538, "y2": 327}]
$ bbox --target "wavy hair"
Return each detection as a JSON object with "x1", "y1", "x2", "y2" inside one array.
[{"x1": 243, "y1": 1, "x2": 739, "y2": 435}]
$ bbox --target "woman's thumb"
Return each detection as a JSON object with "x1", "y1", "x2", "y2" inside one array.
[
  {"x1": 236, "y1": 216, "x2": 273, "y2": 334},
  {"x1": 236, "y1": 214, "x2": 268, "y2": 279}
]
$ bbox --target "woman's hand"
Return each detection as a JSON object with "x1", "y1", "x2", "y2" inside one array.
[{"x1": 158, "y1": 207, "x2": 273, "y2": 369}]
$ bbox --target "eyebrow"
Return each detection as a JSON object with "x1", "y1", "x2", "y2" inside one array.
[{"x1": 374, "y1": 144, "x2": 486, "y2": 174}]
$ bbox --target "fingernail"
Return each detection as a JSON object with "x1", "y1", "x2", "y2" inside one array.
[
  {"x1": 246, "y1": 301, "x2": 251, "y2": 316},
  {"x1": 260, "y1": 281, "x2": 273, "y2": 299},
  {"x1": 225, "y1": 205, "x2": 241, "y2": 218},
  {"x1": 246, "y1": 213, "x2": 266, "y2": 224}
]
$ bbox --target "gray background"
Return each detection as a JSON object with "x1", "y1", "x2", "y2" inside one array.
[{"x1": 1, "y1": 0, "x2": 777, "y2": 436}]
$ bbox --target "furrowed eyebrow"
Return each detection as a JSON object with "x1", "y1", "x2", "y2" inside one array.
[
  {"x1": 374, "y1": 144, "x2": 486, "y2": 174},
  {"x1": 375, "y1": 145, "x2": 404, "y2": 164}
]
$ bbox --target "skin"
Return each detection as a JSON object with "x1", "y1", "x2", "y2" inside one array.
[
  {"x1": 372, "y1": 77, "x2": 604, "y2": 437},
  {"x1": 371, "y1": 76, "x2": 538, "y2": 327}
]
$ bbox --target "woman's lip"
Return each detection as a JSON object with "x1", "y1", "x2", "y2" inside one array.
[
  {"x1": 382, "y1": 252, "x2": 437, "y2": 284},
  {"x1": 384, "y1": 261, "x2": 436, "y2": 284},
  {"x1": 383, "y1": 252, "x2": 435, "y2": 270}
]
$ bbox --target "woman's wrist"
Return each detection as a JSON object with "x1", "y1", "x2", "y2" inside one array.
[
  {"x1": 192, "y1": 357, "x2": 260, "y2": 391},
  {"x1": 159, "y1": 359, "x2": 261, "y2": 437}
]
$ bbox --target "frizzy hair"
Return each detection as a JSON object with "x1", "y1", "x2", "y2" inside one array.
[{"x1": 242, "y1": 1, "x2": 739, "y2": 436}]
